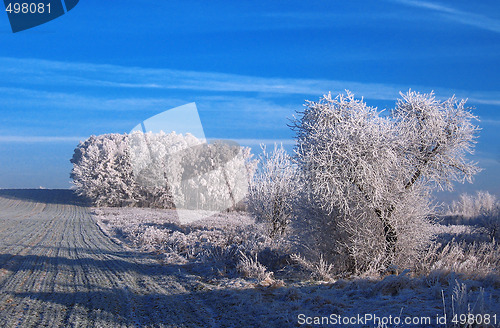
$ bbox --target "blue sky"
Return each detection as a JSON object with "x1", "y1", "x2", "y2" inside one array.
[{"x1": 0, "y1": 0, "x2": 499, "y2": 202}]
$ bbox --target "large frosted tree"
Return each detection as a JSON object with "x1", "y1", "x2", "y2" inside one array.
[
  {"x1": 71, "y1": 131, "x2": 255, "y2": 210},
  {"x1": 291, "y1": 91, "x2": 480, "y2": 271}
]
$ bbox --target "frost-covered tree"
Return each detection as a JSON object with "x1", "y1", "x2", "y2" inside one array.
[
  {"x1": 291, "y1": 91, "x2": 480, "y2": 272},
  {"x1": 70, "y1": 134, "x2": 137, "y2": 207},
  {"x1": 71, "y1": 131, "x2": 256, "y2": 210},
  {"x1": 180, "y1": 140, "x2": 256, "y2": 211},
  {"x1": 129, "y1": 131, "x2": 203, "y2": 208},
  {"x1": 247, "y1": 144, "x2": 300, "y2": 237}
]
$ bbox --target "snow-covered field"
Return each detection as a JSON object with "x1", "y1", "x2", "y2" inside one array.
[
  {"x1": 0, "y1": 190, "x2": 226, "y2": 327},
  {"x1": 94, "y1": 206, "x2": 500, "y2": 328},
  {"x1": 0, "y1": 189, "x2": 497, "y2": 327}
]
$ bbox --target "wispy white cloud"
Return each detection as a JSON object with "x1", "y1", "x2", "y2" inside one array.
[
  {"x1": 0, "y1": 135, "x2": 296, "y2": 146},
  {"x1": 214, "y1": 138, "x2": 296, "y2": 146},
  {"x1": 394, "y1": 0, "x2": 500, "y2": 34},
  {"x1": 467, "y1": 97, "x2": 500, "y2": 106},
  {"x1": 1, "y1": 57, "x2": 499, "y2": 108},
  {"x1": 0, "y1": 136, "x2": 85, "y2": 143},
  {"x1": 0, "y1": 135, "x2": 297, "y2": 148},
  {"x1": 0, "y1": 87, "x2": 185, "y2": 112},
  {"x1": 479, "y1": 119, "x2": 500, "y2": 126},
  {"x1": 0, "y1": 57, "x2": 401, "y2": 100}
]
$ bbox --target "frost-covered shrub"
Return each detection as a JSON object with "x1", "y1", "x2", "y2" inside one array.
[
  {"x1": 290, "y1": 91, "x2": 480, "y2": 274},
  {"x1": 446, "y1": 191, "x2": 500, "y2": 242},
  {"x1": 71, "y1": 131, "x2": 256, "y2": 209},
  {"x1": 418, "y1": 240, "x2": 500, "y2": 279},
  {"x1": 449, "y1": 191, "x2": 497, "y2": 219},
  {"x1": 94, "y1": 207, "x2": 293, "y2": 281},
  {"x1": 477, "y1": 209, "x2": 500, "y2": 242},
  {"x1": 237, "y1": 251, "x2": 273, "y2": 281},
  {"x1": 247, "y1": 144, "x2": 300, "y2": 237},
  {"x1": 290, "y1": 254, "x2": 335, "y2": 281}
]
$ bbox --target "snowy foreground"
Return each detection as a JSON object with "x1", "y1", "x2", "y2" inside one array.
[
  {"x1": 94, "y1": 205, "x2": 499, "y2": 328},
  {"x1": 0, "y1": 190, "x2": 498, "y2": 327}
]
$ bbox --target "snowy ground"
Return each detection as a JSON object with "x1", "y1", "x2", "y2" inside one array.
[
  {"x1": 0, "y1": 190, "x2": 217, "y2": 327},
  {"x1": 94, "y1": 206, "x2": 500, "y2": 328},
  {"x1": 0, "y1": 190, "x2": 497, "y2": 327}
]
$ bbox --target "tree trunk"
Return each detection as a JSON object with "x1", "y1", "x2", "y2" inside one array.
[
  {"x1": 375, "y1": 207, "x2": 397, "y2": 261},
  {"x1": 221, "y1": 167, "x2": 236, "y2": 210}
]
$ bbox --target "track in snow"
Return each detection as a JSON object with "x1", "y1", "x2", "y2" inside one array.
[{"x1": 0, "y1": 189, "x2": 214, "y2": 328}]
